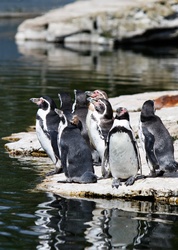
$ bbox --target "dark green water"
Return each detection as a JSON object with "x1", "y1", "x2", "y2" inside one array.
[{"x1": 1, "y1": 12, "x2": 178, "y2": 249}]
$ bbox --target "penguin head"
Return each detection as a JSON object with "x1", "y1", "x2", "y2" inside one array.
[
  {"x1": 85, "y1": 89, "x2": 108, "y2": 100},
  {"x1": 55, "y1": 108, "x2": 82, "y2": 130},
  {"x1": 90, "y1": 98, "x2": 113, "y2": 119},
  {"x1": 30, "y1": 96, "x2": 57, "y2": 111},
  {"x1": 140, "y1": 100, "x2": 155, "y2": 122},
  {"x1": 141, "y1": 100, "x2": 155, "y2": 116},
  {"x1": 55, "y1": 108, "x2": 67, "y2": 125},
  {"x1": 58, "y1": 92, "x2": 72, "y2": 110},
  {"x1": 115, "y1": 107, "x2": 130, "y2": 121}
]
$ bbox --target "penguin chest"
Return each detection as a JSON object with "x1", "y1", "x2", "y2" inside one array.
[
  {"x1": 89, "y1": 120, "x2": 105, "y2": 159},
  {"x1": 109, "y1": 132, "x2": 138, "y2": 179},
  {"x1": 36, "y1": 120, "x2": 56, "y2": 163}
]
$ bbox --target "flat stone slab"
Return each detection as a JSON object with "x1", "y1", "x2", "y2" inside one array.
[
  {"x1": 36, "y1": 167, "x2": 178, "y2": 203},
  {"x1": 3, "y1": 91, "x2": 178, "y2": 203}
]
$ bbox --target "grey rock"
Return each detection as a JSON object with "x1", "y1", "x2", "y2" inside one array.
[{"x1": 15, "y1": 0, "x2": 178, "y2": 46}]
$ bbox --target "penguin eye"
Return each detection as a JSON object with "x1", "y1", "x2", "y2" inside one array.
[
  {"x1": 41, "y1": 100, "x2": 49, "y2": 110},
  {"x1": 95, "y1": 101, "x2": 105, "y2": 113}
]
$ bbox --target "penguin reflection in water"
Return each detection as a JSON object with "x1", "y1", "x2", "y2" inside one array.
[
  {"x1": 103, "y1": 107, "x2": 141, "y2": 188},
  {"x1": 30, "y1": 96, "x2": 61, "y2": 175},
  {"x1": 55, "y1": 109, "x2": 97, "y2": 184},
  {"x1": 139, "y1": 100, "x2": 178, "y2": 177}
]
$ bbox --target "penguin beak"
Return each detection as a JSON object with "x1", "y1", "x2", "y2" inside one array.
[
  {"x1": 30, "y1": 98, "x2": 43, "y2": 105},
  {"x1": 85, "y1": 91, "x2": 92, "y2": 97},
  {"x1": 87, "y1": 97, "x2": 97, "y2": 104}
]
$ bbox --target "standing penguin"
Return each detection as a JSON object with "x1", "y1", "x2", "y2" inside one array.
[
  {"x1": 55, "y1": 108, "x2": 97, "y2": 184},
  {"x1": 30, "y1": 96, "x2": 61, "y2": 175},
  {"x1": 85, "y1": 89, "x2": 108, "y2": 140},
  {"x1": 139, "y1": 100, "x2": 178, "y2": 176},
  {"x1": 85, "y1": 89, "x2": 109, "y2": 165},
  {"x1": 103, "y1": 107, "x2": 141, "y2": 188},
  {"x1": 87, "y1": 98, "x2": 113, "y2": 177}
]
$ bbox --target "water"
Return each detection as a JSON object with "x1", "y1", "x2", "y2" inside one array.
[
  {"x1": 0, "y1": 0, "x2": 75, "y2": 13},
  {"x1": 1, "y1": 1, "x2": 178, "y2": 249}
]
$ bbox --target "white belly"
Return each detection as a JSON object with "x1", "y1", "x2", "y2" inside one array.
[
  {"x1": 109, "y1": 132, "x2": 138, "y2": 179},
  {"x1": 36, "y1": 120, "x2": 56, "y2": 164},
  {"x1": 90, "y1": 121, "x2": 105, "y2": 160}
]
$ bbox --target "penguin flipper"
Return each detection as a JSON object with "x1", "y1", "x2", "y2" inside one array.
[
  {"x1": 49, "y1": 130, "x2": 60, "y2": 159},
  {"x1": 142, "y1": 127, "x2": 159, "y2": 173}
]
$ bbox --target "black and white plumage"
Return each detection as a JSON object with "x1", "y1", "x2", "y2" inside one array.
[
  {"x1": 58, "y1": 92, "x2": 73, "y2": 120},
  {"x1": 85, "y1": 89, "x2": 108, "y2": 139},
  {"x1": 139, "y1": 100, "x2": 178, "y2": 176},
  {"x1": 87, "y1": 98, "x2": 113, "y2": 177},
  {"x1": 30, "y1": 96, "x2": 61, "y2": 175},
  {"x1": 72, "y1": 89, "x2": 90, "y2": 145},
  {"x1": 86, "y1": 89, "x2": 108, "y2": 100},
  {"x1": 85, "y1": 90, "x2": 108, "y2": 165},
  {"x1": 55, "y1": 109, "x2": 97, "y2": 184},
  {"x1": 104, "y1": 107, "x2": 141, "y2": 188}
]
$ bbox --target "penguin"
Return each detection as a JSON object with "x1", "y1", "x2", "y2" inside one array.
[
  {"x1": 103, "y1": 107, "x2": 141, "y2": 188},
  {"x1": 58, "y1": 92, "x2": 73, "y2": 120},
  {"x1": 55, "y1": 108, "x2": 97, "y2": 184},
  {"x1": 72, "y1": 89, "x2": 97, "y2": 161},
  {"x1": 30, "y1": 96, "x2": 61, "y2": 175},
  {"x1": 87, "y1": 97, "x2": 113, "y2": 177},
  {"x1": 85, "y1": 89, "x2": 108, "y2": 165},
  {"x1": 139, "y1": 99, "x2": 178, "y2": 177}
]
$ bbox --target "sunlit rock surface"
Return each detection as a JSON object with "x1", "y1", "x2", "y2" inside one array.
[
  {"x1": 3, "y1": 91, "x2": 178, "y2": 203},
  {"x1": 15, "y1": 0, "x2": 178, "y2": 46}
]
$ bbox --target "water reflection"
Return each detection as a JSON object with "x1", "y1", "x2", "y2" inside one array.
[
  {"x1": 16, "y1": 40, "x2": 178, "y2": 97},
  {"x1": 34, "y1": 193, "x2": 178, "y2": 249},
  {"x1": 2, "y1": 17, "x2": 178, "y2": 249}
]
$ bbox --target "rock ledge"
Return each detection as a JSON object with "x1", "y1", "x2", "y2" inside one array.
[{"x1": 3, "y1": 91, "x2": 178, "y2": 203}]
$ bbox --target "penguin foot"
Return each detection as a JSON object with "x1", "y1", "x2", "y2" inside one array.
[
  {"x1": 112, "y1": 178, "x2": 121, "y2": 189},
  {"x1": 135, "y1": 175, "x2": 147, "y2": 181},
  {"x1": 46, "y1": 170, "x2": 58, "y2": 176},
  {"x1": 57, "y1": 180, "x2": 68, "y2": 183},
  {"x1": 156, "y1": 170, "x2": 165, "y2": 177},
  {"x1": 148, "y1": 170, "x2": 165, "y2": 177},
  {"x1": 125, "y1": 176, "x2": 135, "y2": 186}
]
